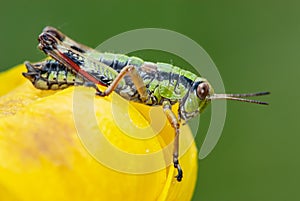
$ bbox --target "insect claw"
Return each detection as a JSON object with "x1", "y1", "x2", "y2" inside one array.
[
  {"x1": 174, "y1": 164, "x2": 183, "y2": 182},
  {"x1": 95, "y1": 91, "x2": 106, "y2": 97},
  {"x1": 173, "y1": 156, "x2": 183, "y2": 182}
]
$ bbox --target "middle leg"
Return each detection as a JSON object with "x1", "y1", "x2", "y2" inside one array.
[{"x1": 163, "y1": 100, "x2": 183, "y2": 182}]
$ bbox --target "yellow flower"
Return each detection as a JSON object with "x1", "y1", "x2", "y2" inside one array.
[{"x1": 0, "y1": 63, "x2": 198, "y2": 201}]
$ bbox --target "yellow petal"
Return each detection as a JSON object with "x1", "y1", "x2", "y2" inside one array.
[{"x1": 0, "y1": 63, "x2": 198, "y2": 201}]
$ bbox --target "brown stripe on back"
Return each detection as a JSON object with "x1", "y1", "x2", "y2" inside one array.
[{"x1": 140, "y1": 62, "x2": 158, "y2": 73}]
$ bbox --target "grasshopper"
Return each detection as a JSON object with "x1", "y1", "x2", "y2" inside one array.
[{"x1": 24, "y1": 27, "x2": 269, "y2": 181}]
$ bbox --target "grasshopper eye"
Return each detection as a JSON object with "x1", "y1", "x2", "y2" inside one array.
[{"x1": 197, "y1": 82, "x2": 210, "y2": 100}]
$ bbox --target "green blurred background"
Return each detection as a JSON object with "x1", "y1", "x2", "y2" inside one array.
[{"x1": 0, "y1": 0, "x2": 298, "y2": 200}]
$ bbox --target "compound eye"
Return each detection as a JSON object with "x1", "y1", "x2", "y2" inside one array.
[{"x1": 196, "y1": 82, "x2": 210, "y2": 100}]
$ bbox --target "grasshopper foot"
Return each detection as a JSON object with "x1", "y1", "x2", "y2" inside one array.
[{"x1": 174, "y1": 162, "x2": 183, "y2": 182}]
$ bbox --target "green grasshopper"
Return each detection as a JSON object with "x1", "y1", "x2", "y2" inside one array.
[{"x1": 25, "y1": 26, "x2": 269, "y2": 182}]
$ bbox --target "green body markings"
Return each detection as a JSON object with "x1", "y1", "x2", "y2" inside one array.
[
  {"x1": 23, "y1": 60, "x2": 89, "y2": 90},
  {"x1": 24, "y1": 26, "x2": 270, "y2": 182}
]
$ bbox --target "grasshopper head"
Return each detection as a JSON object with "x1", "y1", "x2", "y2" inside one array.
[
  {"x1": 179, "y1": 78, "x2": 270, "y2": 121},
  {"x1": 179, "y1": 78, "x2": 213, "y2": 121}
]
